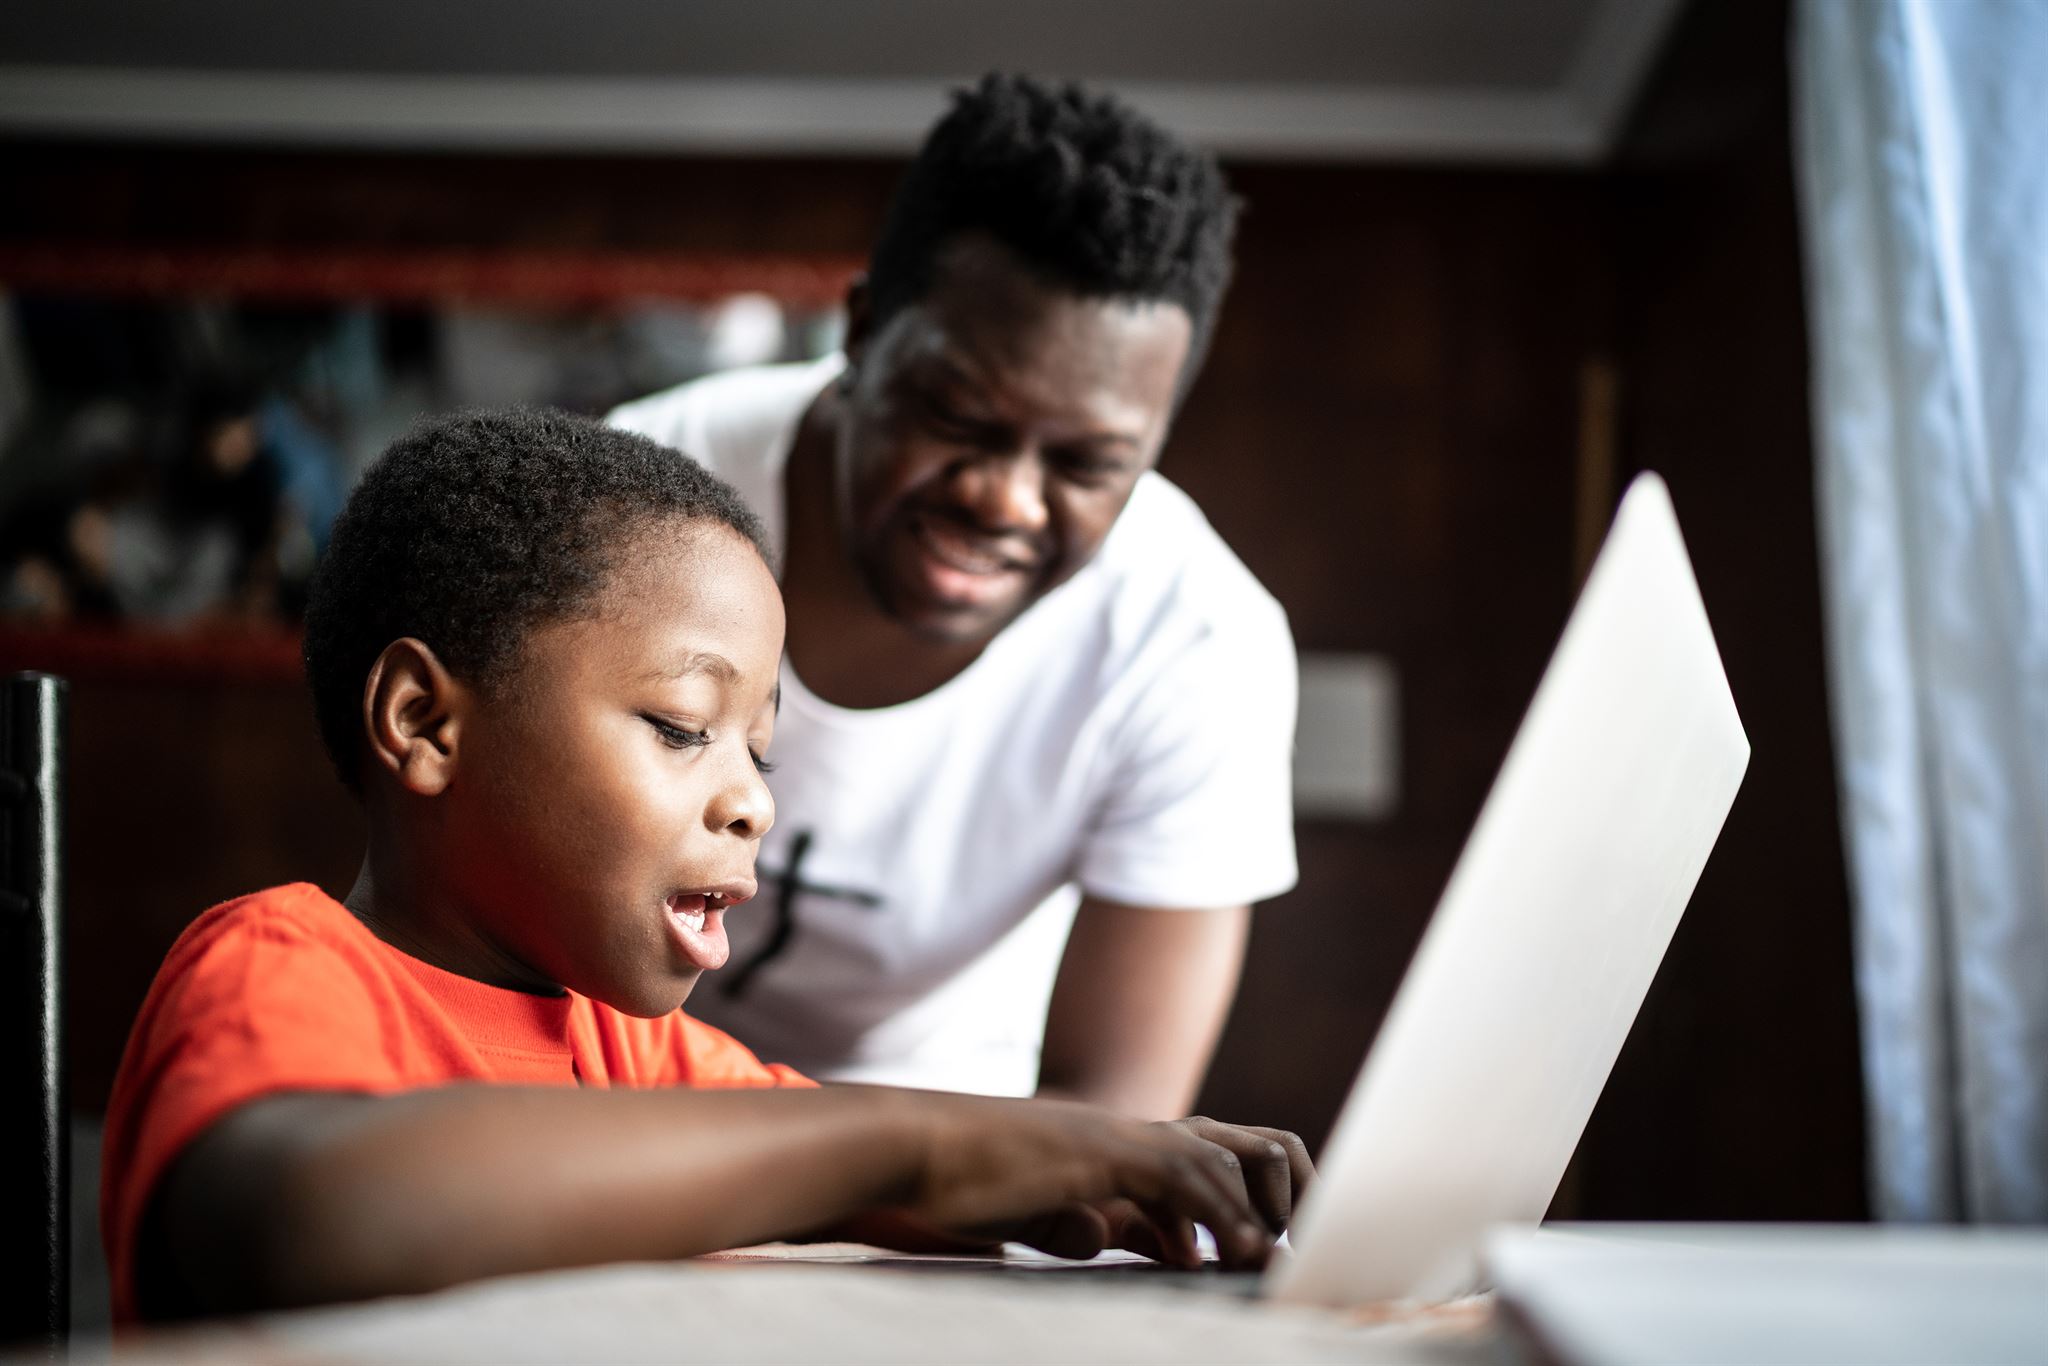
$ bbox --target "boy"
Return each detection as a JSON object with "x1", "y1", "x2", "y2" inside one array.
[{"x1": 101, "y1": 410, "x2": 1311, "y2": 1322}]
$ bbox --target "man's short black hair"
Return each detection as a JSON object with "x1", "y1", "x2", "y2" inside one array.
[
  {"x1": 866, "y1": 72, "x2": 1239, "y2": 389},
  {"x1": 303, "y1": 408, "x2": 767, "y2": 794}
]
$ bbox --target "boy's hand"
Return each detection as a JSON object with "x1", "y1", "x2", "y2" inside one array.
[
  {"x1": 904, "y1": 1097, "x2": 1315, "y2": 1269},
  {"x1": 1162, "y1": 1116, "x2": 1316, "y2": 1234}
]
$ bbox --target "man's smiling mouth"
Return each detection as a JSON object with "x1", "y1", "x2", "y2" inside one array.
[{"x1": 909, "y1": 510, "x2": 1036, "y2": 578}]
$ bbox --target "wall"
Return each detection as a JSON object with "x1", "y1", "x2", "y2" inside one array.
[
  {"x1": 0, "y1": 0, "x2": 1866, "y2": 1219},
  {"x1": 1564, "y1": 0, "x2": 1867, "y2": 1218}
]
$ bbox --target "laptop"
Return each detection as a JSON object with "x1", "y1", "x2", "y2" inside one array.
[
  {"x1": 744, "y1": 472, "x2": 1749, "y2": 1308},
  {"x1": 1264, "y1": 470, "x2": 1749, "y2": 1306}
]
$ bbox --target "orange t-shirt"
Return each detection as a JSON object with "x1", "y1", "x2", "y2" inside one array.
[{"x1": 101, "y1": 882, "x2": 811, "y2": 1322}]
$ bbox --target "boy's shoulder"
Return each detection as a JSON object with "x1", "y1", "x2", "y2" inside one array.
[
  {"x1": 136, "y1": 883, "x2": 410, "y2": 1054},
  {"x1": 179, "y1": 880, "x2": 357, "y2": 935},
  {"x1": 101, "y1": 884, "x2": 412, "y2": 1323},
  {"x1": 158, "y1": 882, "x2": 371, "y2": 979}
]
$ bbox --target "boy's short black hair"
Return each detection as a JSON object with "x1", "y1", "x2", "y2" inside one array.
[
  {"x1": 866, "y1": 72, "x2": 1240, "y2": 391},
  {"x1": 303, "y1": 408, "x2": 768, "y2": 794}
]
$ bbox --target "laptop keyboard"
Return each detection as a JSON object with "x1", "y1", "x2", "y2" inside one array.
[{"x1": 864, "y1": 1258, "x2": 1266, "y2": 1298}]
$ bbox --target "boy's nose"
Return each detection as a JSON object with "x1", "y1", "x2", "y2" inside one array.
[{"x1": 708, "y1": 762, "x2": 774, "y2": 840}]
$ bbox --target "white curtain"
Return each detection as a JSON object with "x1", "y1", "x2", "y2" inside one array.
[{"x1": 1796, "y1": 0, "x2": 2048, "y2": 1222}]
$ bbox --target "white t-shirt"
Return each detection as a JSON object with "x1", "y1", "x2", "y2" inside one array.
[{"x1": 608, "y1": 358, "x2": 1298, "y2": 1096}]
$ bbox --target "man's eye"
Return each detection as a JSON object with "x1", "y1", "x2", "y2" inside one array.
[
  {"x1": 927, "y1": 412, "x2": 986, "y2": 443},
  {"x1": 920, "y1": 399, "x2": 999, "y2": 445},
  {"x1": 647, "y1": 717, "x2": 711, "y2": 750},
  {"x1": 1055, "y1": 454, "x2": 1125, "y2": 487}
]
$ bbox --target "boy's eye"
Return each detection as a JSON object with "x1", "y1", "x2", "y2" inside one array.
[
  {"x1": 646, "y1": 717, "x2": 710, "y2": 751},
  {"x1": 648, "y1": 716, "x2": 776, "y2": 774}
]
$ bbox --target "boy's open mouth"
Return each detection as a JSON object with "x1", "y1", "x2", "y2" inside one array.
[{"x1": 664, "y1": 888, "x2": 752, "y2": 973}]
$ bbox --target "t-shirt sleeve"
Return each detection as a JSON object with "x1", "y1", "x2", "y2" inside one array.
[
  {"x1": 101, "y1": 912, "x2": 409, "y2": 1320},
  {"x1": 604, "y1": 386, "x2": 691, "y2": 448},
  {"x1": 1075, "y1": 593, "x2": 1300, "y2": 910}
]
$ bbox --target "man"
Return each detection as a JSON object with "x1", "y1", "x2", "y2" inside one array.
[{"x1": 609, "y1": 73, "x2": 1296, "y2": 1118}]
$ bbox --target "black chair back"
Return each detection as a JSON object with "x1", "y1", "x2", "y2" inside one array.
[{"x1": 0, "y1": 672, "x2": 67, "y2": 1348}]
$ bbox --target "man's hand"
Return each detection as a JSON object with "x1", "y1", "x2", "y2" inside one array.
[{"x1": 904, "y1": 1097, "x2": 1315, "y2": 1269}]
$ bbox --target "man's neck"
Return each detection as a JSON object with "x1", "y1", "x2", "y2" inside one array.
[{"x1": 777, "y1": 390, "x2": 989, "y2": 709}]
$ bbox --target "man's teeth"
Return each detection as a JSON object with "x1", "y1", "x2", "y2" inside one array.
[
  {"x1": 923, "y1": 521, "x2": 1012, "y2": 574},
  {"x1": 936, "y1": 539, "x2": 995, "y2": 571},
  {"x1": 677, "y1": 907, "x2": 705, "y2": 931}
]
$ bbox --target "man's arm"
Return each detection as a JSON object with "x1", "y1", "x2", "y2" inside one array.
[
  {"x1": 1037, "y1": 898, "x2": 1251, "y2": 1119},
  {"x1": 143, "y1": 1080, "x2": 1292, "y2": 1318}
]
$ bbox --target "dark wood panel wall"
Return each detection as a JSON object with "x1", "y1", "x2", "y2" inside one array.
[
  {"x1": 1568, "y1": 0, "x2": 1867, "y2": 1219},
  {"x1": 1, "y1": 0, "x2": 1865, "y2": 1218}
]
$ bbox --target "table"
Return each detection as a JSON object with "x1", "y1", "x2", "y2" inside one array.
[
  {"x1": 1487, "y1": 1224, "x2": 2048, "y2": 1366},
  {"x1": 79, "y1": 1245, "x2": 1501, "y2": 1364}
]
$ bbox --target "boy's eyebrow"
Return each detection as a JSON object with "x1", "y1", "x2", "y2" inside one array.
[{"x1": 642, "y1": 651, "x2": 740, "y2": 685}]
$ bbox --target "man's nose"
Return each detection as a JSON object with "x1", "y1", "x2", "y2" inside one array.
[
  {"x1": 708, "y1": 758, "x2": 775, "y2": 840},
  {"x1": 953, "y1": 450, "x2": 1049, "y2": 533}
]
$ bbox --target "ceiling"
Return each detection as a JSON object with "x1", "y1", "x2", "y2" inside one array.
[{"x1": 0, "y1": 0, "x2": 1685, "y2": 162}]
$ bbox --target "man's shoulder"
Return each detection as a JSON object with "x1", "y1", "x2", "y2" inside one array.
[
  {"x1": 606, "y1": 357, "x2": 841, "y2": 458},
  {"x1": 1088, "y1": 472, "x2": 1292, "y2": 653}
]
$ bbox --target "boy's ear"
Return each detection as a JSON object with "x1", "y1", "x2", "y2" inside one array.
[{"x1": 361, "y1": 638, "x2": 468, "y2": 796}]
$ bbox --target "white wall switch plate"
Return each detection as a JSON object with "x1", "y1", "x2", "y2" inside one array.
[{"x1": 1294, "y1": 652, "x2": 1399, "y2": 820}]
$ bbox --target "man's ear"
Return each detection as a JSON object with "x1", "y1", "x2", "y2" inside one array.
[
  {"x1": 361, "y1": 637, "x2": 467, "y2": 796},
  {"x1": 841, "y1": 275, "x2": 873, "y2": 371}
]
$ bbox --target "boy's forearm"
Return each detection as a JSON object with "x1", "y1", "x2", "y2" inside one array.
[
  {"x1": 155, "y1": 1084, "x2": 930, "y2": 1316},
  {"x1": 148, "y1": 1077, "x2": 1299, "y2": 1318}
]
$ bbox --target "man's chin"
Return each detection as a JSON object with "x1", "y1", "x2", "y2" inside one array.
[
  {"x1": 863, "y1": 567, "x2": 1026, "y2": 644},
  {"x1": 891, "y1": 589, "x2": 1034, "y2": 644},
  {"x1": 900, "y1": 605, "x2": 1007, "y2": 644}
]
